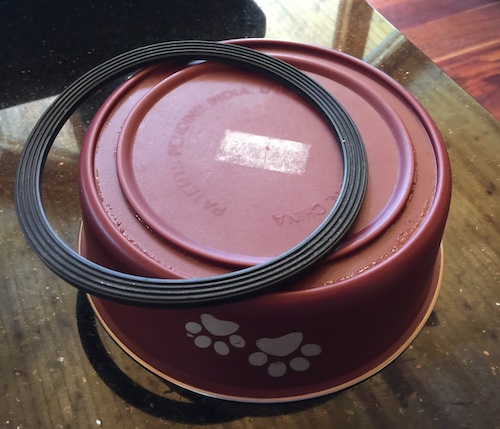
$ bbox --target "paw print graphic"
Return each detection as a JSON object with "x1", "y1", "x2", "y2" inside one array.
[
  {"x1": 185, "y1": 314, "x2": 246, "y2": 356},
  {"x1": 248, "y1": 332, "x2": 322, "y2": 377}
]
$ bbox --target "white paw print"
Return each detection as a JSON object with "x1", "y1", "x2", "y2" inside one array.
[
  {"x1": 248, "y1": 332, "x2": 322, "y2": 377},
  {"x1": 185, "y1": 314, "x2": 246, "y2": 356}
]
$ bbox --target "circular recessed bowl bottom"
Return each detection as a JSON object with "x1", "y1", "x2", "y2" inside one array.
[{"x1": 79, "y1": 229, "x2": 443, "y2": 404}]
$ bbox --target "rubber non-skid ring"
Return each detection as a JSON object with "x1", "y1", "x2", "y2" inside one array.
[{"x1": 15, "y1": 40, "x2": 367, "y2": 307}]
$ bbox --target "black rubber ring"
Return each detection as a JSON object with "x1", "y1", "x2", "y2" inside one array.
[{"x1": 15, "y1": 40, "x2": 367, "y2": 307}]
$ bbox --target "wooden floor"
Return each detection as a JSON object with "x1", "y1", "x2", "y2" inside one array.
[{"x1": 367, "y1": 0, "x2": 500, "y2": 120}]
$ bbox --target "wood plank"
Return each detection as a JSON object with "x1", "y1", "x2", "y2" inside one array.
[
  {"x1": 438, "y1": 41, "x2": 500, "y2": 119},
  {"x1": 403, "y1": 4, "x2": 500, "y2": 60},
  {"x1": 367, "y1": 0, "x2": 500, "y2": 120},
  {"x1": 368, "y1": 0, "x2": 494, "y2": 29}
]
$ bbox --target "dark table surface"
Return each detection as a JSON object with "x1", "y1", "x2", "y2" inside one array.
[{"x1": 1, "y1": 1, "x2": 499, "y2": 428}]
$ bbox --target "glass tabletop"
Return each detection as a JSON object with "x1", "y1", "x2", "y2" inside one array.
[{"x1": 1, "y1": 1, "x2": 499, "y2": 428}]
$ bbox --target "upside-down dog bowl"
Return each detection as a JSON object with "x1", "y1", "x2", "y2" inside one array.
[{"x1": 24, "y1": 39, "x2": 452, "y2": 403}]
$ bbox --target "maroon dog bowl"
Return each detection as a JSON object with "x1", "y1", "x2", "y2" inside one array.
[{"x1": 78, "y1": 39, "x2": 451, "y2": 402}]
